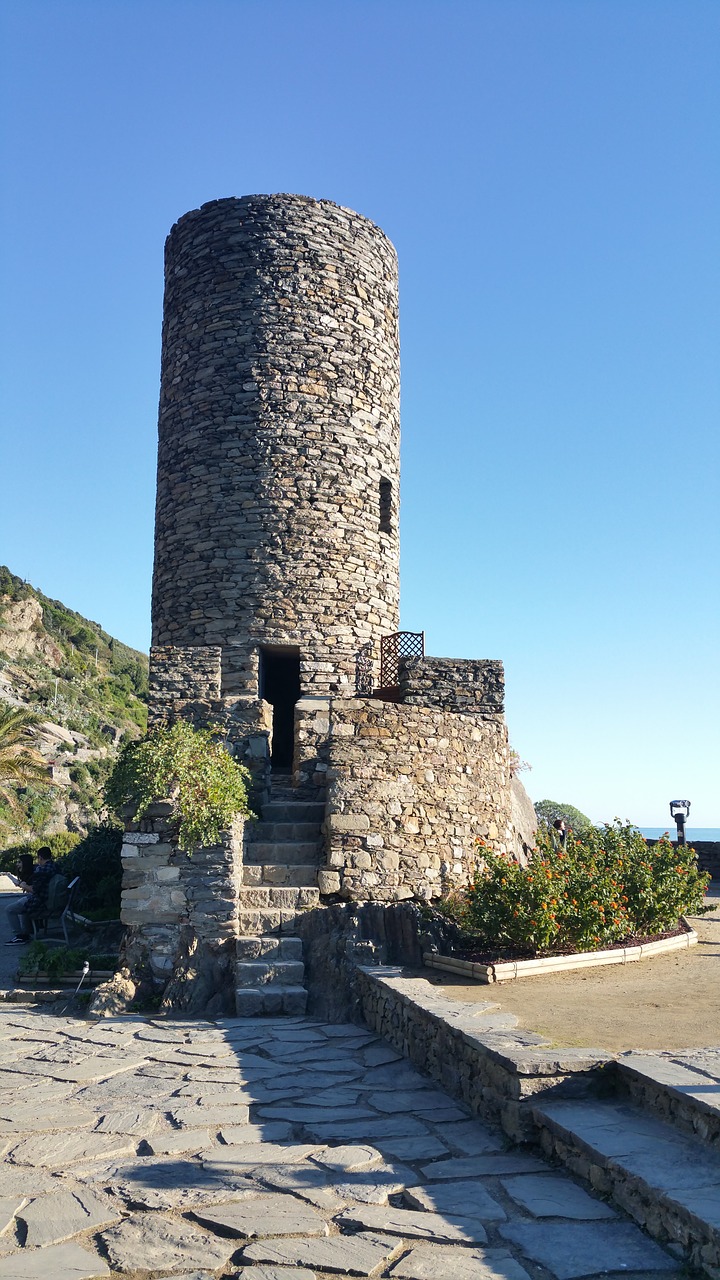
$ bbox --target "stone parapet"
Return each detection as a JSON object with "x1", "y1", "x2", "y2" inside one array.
[
  {"x1": 399, "y1": 656, "x2": 504, "y2": 714},
  {"x1": 323, "y1": 696, "x2": 513, "y2": 902},
  {"x1": 120, "y1": 804, "x2": 245, "y2": 1014}
]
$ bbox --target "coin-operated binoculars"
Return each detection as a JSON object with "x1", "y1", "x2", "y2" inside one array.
[{"x1": 669, "y1": 800, "x2": 691, "y2": 847}]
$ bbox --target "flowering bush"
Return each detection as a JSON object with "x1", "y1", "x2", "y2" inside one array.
[{"x1": 449, "y1": 822, "x2": 710, "y2": 955}]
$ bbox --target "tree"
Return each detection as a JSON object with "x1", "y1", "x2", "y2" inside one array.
[
  {"x1": 0, "y1": 704, "x2": 52, "y2": 833},
  {"x1": 534, "y1": 799, "x2": 593, "y2": 834}
]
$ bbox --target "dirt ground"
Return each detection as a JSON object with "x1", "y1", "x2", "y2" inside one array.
[{"x1": 417, "y1": 890, "x2": 720, "y2": 1052}]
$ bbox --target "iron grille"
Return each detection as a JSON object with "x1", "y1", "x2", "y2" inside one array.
[{"x1": 380, "y1": 631, "x2": 425, "y2": 690}]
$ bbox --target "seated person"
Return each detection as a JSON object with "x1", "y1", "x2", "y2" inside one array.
[
  {"x1": 6, "y1": 847, "x2": 56, "y2": 944},
  {"x1": 6, "y1": 853, "x2": 34, "y2": 891}
]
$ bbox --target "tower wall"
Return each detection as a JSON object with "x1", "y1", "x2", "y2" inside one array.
[{"x1": 151, "y1": 195, "x2": 400, "y2": 699}]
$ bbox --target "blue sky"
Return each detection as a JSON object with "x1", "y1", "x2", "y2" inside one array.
[{"x1": 1, "y1": 0, "x2": 718, "y2": 826}]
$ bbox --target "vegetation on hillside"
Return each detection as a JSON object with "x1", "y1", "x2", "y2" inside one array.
[
  {"x1": 0, "y1": 705, "x2": 50, "y2": 834},
  {"x1": 0, "y1": 565, "x2": 148, "y2": 839}
]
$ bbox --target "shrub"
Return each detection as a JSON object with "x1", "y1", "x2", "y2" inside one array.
[
  {"x1": 58, "y1": 822, "x2": 123, "y2": 917},
  {"x1": 105, "y1": 720, "x2": 253, "y2": 850},
  {"x1": 456, "y1": 822, "x2": 710, "y2": 955}
]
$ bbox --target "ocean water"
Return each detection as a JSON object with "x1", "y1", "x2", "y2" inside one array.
[{"x1": 640, "y1": 827, "x2": 720, "y2": 842}]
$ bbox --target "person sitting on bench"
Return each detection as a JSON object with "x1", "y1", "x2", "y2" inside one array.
[{"x1": 6, "y1": 846, "x2": 55, "y2": 944}]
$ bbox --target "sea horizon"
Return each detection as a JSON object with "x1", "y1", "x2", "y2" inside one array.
[{"x1": 639, "y1": 827, "x2": 720, "y2": 841}]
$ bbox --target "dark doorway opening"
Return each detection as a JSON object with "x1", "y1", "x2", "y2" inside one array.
[{"x1": 259, "y1": 647, "x2": 301, "y2": 771}]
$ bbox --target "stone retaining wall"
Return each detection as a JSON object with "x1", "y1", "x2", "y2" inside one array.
[
  {"x1": 355, "y1": 965, "x2": 611, "y2": 1141},
  {"x1": 322, "y1": 696, "x2": 513, "y2": 901},
  {"x1": 120, "y1": 803, "x2": 245, "y2": 1015}
]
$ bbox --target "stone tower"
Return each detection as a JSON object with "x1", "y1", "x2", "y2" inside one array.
[{"x1": 151, "y1": 195, "x2": 400, "y2": 765}]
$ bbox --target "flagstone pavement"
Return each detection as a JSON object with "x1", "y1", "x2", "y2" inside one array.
[{"x1": 0, "y1": 1009, "x2": 686, "y2": 1280}]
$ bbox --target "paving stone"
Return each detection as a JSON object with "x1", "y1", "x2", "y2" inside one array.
[
  {"x1": 266, "y1": 1071, "x2": 363, "y2": 1092},
  {"x1": 241, "y1": 1231, "x2": 401, "y2": 1275},
  {"x1": 0, "y1": 1104, "x2": 96, "y2": 1133},
  {"x1": 143, "y1": 1129, "x2": 211, "y2": 1155},
  {"x1": 19, "y1": 1188, "x2": 121, "y2": 1248},
  {"x1": 429, "y1": 1121, "x2": 505, "y2": 1156},
  {"x1": 406, "y1": 1180, "x2": 506, "y2": 1220},
  {"x1": 363, "y1": 1043, "x2": 403, "y2": 1067},
  {"x1": 173, "y1": 1080, "x2": 253, "y2": 1098},
  {"x1": 0, "y1": 1057, "x2": 142, "y2": 1084},
  {"x1": 360, "y1": 1064, "x2": 434, "y2": 1089},
  {"x1": 218, "y1": 1122, "x2": 293, "y2": 1144},
  {"x1": 0, "y1": 1241, "x2": 110, "y2": 1279},
  {"x1": 258, "y1": 1104, "x2": 377, "y2": 1123},
  {"x1": 94, "y1": 1110, "x2": 159, "y2": 1136},
  {"x1": 336, "y1": 1204, "x2": 489, "y2": 1243},
  {"x1": 368, "y1": 1089, "x2": 463, "y2": 1115},
  {"x1": 108, "y1": 1156, "x2": 259, "y2": 1209},
  {"x1": 454, "y1": 1154, "x2": 548, "y2": 1176},
  {"x1": 0, "y1": 1167, "x2": 61, "y2": 1197},
  {"x1": 191, "y1": 1192, "x2": 329, "y2": 1237},
  {"x1": 374, "y1": 1135, "x2": 449, "y2": 1161},
  {"x1": 304, "y1": 1116, "x2": 430, "y2": 1142},
  {"x1": 500, "y1": 1175, "x2": 617, "y2": 1219},
  {"x1": 311, "y1": 1145, "x2": 383, "y2": 1172},
  {"x1": 0, "y1": 1201, "x2": 23, "y2": 1235},
  {"x1": 8, "y1": 1132, "x2": 135, "y2": 1168},
  {"x1": 500, "y1": 1222, "x2": 679, "y2": 1279},
  {"x1": 421, "y1": 1154, "x2": 514, "y2": 1181},
  {"x1": 234, "y1": 1269, "x2": 315, "y2": 1280},
  {"x1": 170, "y1": 1103, "x2": 250, "y2": 1128},
  {"x1": 203, "y1": 1143, "x2": 318, "y2": 1169},
  {"x1": 101, "y1": 1213, "x2": 234, "y2": 1272},
  {"x1": 389, "y1": 1244, "x2": 533, "y2": 1280},
  {"x1": 254, "y1": 1164, "x2": 347, "y2": 1211}
]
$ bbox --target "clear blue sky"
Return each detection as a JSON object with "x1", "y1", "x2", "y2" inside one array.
[{"x1": 1, "y1": 1, "x2": 718, "y2": 826}]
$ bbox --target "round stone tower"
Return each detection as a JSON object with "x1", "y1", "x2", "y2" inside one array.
[{"x1": 151, "y1": 195, "x2": 400, "y2": 736}]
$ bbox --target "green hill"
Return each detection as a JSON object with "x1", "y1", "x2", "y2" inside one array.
[{"x1": 0, "y1": 566, "x2": 148, "y2": 839}]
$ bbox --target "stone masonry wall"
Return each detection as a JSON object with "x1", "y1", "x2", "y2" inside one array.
[
  {"x1": 151, "y1": 194, "x2": 401, "y2": 700},
  {"x1": 322, "y1": 697, "x2": 513, "y2": 902},
  {"x1": 120, "y1": 803, "x2": 245, "y2": 1015},
  {"x1": 399, "y1": 657, "x2": 505, "y2": 713}
]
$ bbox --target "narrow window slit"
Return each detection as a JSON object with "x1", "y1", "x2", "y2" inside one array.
[{"x1": 379, "y1": 478, "x2": 392, "y2": 534}]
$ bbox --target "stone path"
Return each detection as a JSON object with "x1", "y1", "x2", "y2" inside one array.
[{"x1": 0, "y1": 1009, "x2": 687, "y2": 1279}]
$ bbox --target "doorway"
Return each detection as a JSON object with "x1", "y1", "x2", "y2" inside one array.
[{"x1": 259, "y1": 647, "x2": 301, "y2": 771}]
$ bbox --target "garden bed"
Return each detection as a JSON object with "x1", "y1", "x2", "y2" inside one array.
[{"x1": 423, "y1": 918, "x2": 698, "y2": 983}]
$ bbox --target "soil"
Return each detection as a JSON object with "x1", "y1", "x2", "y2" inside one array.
[{"x1": 414, "y1": 889, "x2": 720, "y2": 1052}]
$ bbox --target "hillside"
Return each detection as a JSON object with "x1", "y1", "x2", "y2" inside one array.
[{"x1": 0, "y1": 566, "x2": 148, "y2": 839}]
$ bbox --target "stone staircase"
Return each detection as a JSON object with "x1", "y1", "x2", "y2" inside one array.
[
  {"x1": 235, "y1": 776, "x2": 324, "y2": 1015},
  {"x1": 532, "y1": 1051, "x2": 720, "y2": 1278}
]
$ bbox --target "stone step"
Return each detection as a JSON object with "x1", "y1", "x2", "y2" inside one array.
[
  {"x1": 236, "y1": 935, "x2": 303, "y2": 962},
  {"x1": 238, "y1": 908, "x2": 305, "y2": 936},
  {"x1": 236, "y1": 985, "x2": 308, "y2": 1017},
  {"x1": 238, "y1": 886, "x2": 320, "y2": 909},
  {"x1": 616, "y1": 1052, "x2": 720, "y2": 1147},
  {"x1": 242, "y1": 865, "x2": 320, "y2": 889},
  {"x1": 245, "y1": 841, "x2": 321, "y2": 865},
  {"x1": 246, "y1": 822, "x2": 322, "y2": 843},
  {"x1": 262, "y1": 802, "x2": 325, "y2": 823},
  {"x1": 236, "y1": 959, "x2": 306, "y2": 987},
  {"x1": 533, "y1": 1097, "x2": 720, "y2": 1277}
]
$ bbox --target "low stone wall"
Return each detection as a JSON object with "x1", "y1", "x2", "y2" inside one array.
[
  {"x1": 120, "y1": 804, "x2": 244, "y2": 1015},
  {"x1": 292, "y1": 696, "x2": 331, "y2": 796},
  {"x1": 399, "y1": 656, "x2": 504, "y2": 714},
  {"x1": 355, "y1": 965, "x2": 612, "y2": 1141},
  {"x1": 323, "y1": 696, "x2": 512, "y2": 901}
]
